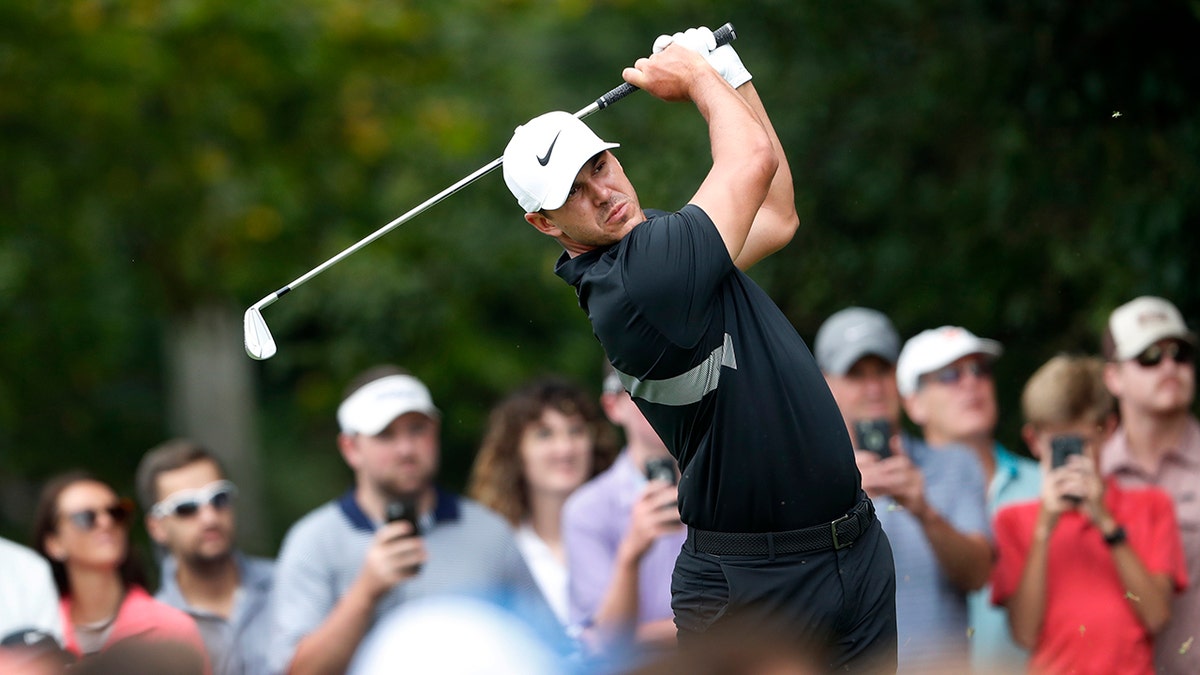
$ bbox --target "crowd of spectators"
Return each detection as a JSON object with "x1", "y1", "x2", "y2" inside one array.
[{"x1": 1, "y1": 295, "x2": 1195, "y2": 675}]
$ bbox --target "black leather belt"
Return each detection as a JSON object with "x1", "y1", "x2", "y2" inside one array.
[{"x1": 687, "y1": 497, "x2": 875, "y2": 556}]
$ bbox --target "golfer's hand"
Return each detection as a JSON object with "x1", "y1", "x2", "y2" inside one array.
[
  {"x1": 358, "y1": 521, "x2": 426, "y2": 600},
  {"x1": 618, "y1": 480, "x2": 682, "y2": 564},
  {"x1": 623, "y1": 45, "x2": 718, "y2": 103},
  {"x1": 652, "y1": 26, "x2": 752, "y2": 89}
]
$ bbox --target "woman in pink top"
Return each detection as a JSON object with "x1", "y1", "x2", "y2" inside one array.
[{"x1": 32, "y1": 471, "x2": 208, "y2": 671}]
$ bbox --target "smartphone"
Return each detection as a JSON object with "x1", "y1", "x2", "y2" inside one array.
[
  {"x1": 385, "y1": 497, "x2": 423, "y2": 573},
  {"x1": 1050, "y1": 435, "x2": 1085, "y2": 504},
  {"x1": 645, "y1": 456, "x2": 677, "y2": 485},
  {"x1": 1050, "y1": 435, "x2": 1084, "y2": 469},
  {"x1": 854, "y1": 419, "x2": 892, "y2": 459}
]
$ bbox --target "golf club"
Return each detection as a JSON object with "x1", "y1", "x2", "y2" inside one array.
[{"x1": 244, "y1": 22, "x2": 736, "y2": 360}]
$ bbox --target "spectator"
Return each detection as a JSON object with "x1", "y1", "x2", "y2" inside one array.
[
  {"x1": 268, "y1": 365, "x2": 560, "y2": 675},
  {"x1": 1100, "y1": 296, "x2": 1200, "y2": 675},
  {"x1": 896, "y1": 325, "x2": 1040, "y2": 670},
  {"x1": 1, "y1": 535, "x2": 64, "y2": 647},
  {"x1": 1, "y1": 535, "x2": 71, "y2": 675},
  {"x1": 467, "y1": 376, "x2": 619, "y2": 625},
  {"x1": 992, "y1": 354, "x2": 1186, "y2": 674},
  {"x1": 136, "y1": 439, "x2": 274, "y2": 675},
  {"x1": 816, "y1": 308, "x2": 991, "y2": 673},
  {"x1": 561, "y1": 366, "x2": 686, "y2": 653},
  {"x1": 31, "y1": 471, "x2": 208, "y2": 667}
]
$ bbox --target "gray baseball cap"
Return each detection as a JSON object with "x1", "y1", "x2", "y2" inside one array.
[{"x1": 814, "y1": 307, "x2": 901, "y2": 376}]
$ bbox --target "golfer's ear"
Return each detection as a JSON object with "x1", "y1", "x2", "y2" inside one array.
[{"x1": 525, "y1": 212, "x2": 563, "y2": 237}]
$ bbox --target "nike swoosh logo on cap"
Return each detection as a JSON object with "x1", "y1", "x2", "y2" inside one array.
[{"x1": 537, "y1": 131, "x2": 561, "y2": 166}]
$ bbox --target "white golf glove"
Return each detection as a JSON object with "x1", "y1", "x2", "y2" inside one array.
[{"x1": 651, "y1": 26, "x2": 752, "y2": 89}]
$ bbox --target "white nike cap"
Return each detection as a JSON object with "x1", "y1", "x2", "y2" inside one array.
[{"x1": 502, "y1": 111, "x2": 619, "y2": 213}]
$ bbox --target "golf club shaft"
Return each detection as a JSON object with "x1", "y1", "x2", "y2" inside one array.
[{"x1": 250, "y1": 23, "x2": 736, "y2": 311}]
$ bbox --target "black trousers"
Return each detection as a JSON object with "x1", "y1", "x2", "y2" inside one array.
[{"x1": 672, "y1": 516, "x2": 898, "y2": 673}]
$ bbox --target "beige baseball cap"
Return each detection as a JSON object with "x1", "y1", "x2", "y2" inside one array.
[{"x1": 1105, "y1": 296, "x2": 1196, "y2": 361}]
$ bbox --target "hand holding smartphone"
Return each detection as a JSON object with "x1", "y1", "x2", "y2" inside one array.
[
  {"x1": 854, "y1": 419, "x2": 893, "y2": 459},
  {"x1": 645, "y1": 456, "x2": 678, "y2": 485},
  {"x1": 1049, "y1": 435, "x2": 1085, "y2": 504},
  {"x1": 386, "y1": 496, "x2": 423, "y2": 574}
]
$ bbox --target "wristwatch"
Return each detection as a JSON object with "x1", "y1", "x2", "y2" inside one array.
[{"x1": 1103, "y1": 525, "x2": 1127, "y2": 547}]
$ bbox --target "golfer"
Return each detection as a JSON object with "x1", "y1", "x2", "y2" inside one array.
[{"x1": 502, "y1": 28, "x2": 897, "y2": 670}]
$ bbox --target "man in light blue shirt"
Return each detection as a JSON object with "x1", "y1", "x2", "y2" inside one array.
[
  {"x1": 137, "y1": 439, "x2": 275, "y2": 675},
  {"x1": 819, "y1": 309, "x2": 991, "y2": 673},
  {"x1": 896, "y1": 325, "x2": 1041, "y2": 672},
  {"x1": 268, "y1": 366, "x2": 558, "y2": 675}
]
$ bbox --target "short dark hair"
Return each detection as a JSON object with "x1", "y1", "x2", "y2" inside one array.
[{"x1": 135, "y1": 439, "x2": 226, "y2": 511}]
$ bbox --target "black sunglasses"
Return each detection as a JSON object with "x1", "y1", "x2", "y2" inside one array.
[
  {"x1": 150, "y1": 480, "x2": 237, "y2": 519},
  {"x1": 921, "y1": 359, "x2": 993, "y2": 388},
  {"x1": 63, "y1": 499, "x2": 133, "y2": 531},
  {"x1": 1135, "y1": 341, "x2": 1194, "y2": 368}
]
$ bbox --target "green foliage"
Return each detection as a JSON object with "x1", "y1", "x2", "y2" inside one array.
[{"x1": 2, "y1": 0, "x2": 1198, "y2": 548}]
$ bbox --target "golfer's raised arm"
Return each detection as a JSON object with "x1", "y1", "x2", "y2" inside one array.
[
  {"x1": 623, "y1": 46, "x2": 777, "y2": 265},
  {"x1": 731, "y1": 81, "x2": 798, "y2": 270}
]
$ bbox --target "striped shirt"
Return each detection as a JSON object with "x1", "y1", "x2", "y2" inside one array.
[
  {"x1": 156, "y1": 551, "x2": 274, "y2": 675},
  {"x1": 877, "y1": 434, "x2": 989, "y2": 673},
  {"x1": 267, "y1": 488, "x2": 556, "y2": 674}
]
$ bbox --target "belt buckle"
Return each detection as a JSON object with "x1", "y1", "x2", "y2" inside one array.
[{"x1": 830, "y1": 513, "x2": 853, "y2": 550}]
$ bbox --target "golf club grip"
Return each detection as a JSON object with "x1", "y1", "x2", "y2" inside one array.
[{"x1": 594, "y1": 22, "x2": 737, "y2": 111}]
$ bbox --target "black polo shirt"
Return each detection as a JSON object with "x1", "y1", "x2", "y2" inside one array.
[{"x1": 556, "y1": 205, "x2": 860, "y2": 532}]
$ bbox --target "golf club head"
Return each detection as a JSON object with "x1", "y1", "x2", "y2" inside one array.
[{"x1": 244, "y1": 306, "x2": 277, "y2": 360}]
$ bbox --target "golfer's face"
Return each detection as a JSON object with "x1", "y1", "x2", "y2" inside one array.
[{"x1": 546, "y1": 151, "x2": 642, "y2": 247}]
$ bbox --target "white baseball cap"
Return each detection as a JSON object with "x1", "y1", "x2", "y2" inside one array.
[
  {"x1": 896, "y1": 326, "x2": 1003, "y2": 396},
  {"x1": 337, "y1": 375, "x2": 440, "y2": 436},
  {"x1": 502, "y1": 111, "x2": 619, "y2": 213},
  {"x1": 1106, "y1": 296, "x2": 1196, "y2": 361}
]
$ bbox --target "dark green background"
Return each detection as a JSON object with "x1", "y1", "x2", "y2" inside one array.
[{"x1": 3, "y1": 0, "x2": 1197, "y2": 557}]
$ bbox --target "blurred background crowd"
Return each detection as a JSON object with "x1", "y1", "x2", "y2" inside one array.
[{"x1": 2, "y1": 1, "x2": 1199, "y2": 674}]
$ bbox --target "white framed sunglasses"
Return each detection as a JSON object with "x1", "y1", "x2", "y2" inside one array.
[{"x1": 151, "y1": 480, "x2": 238, "y2": 519}]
